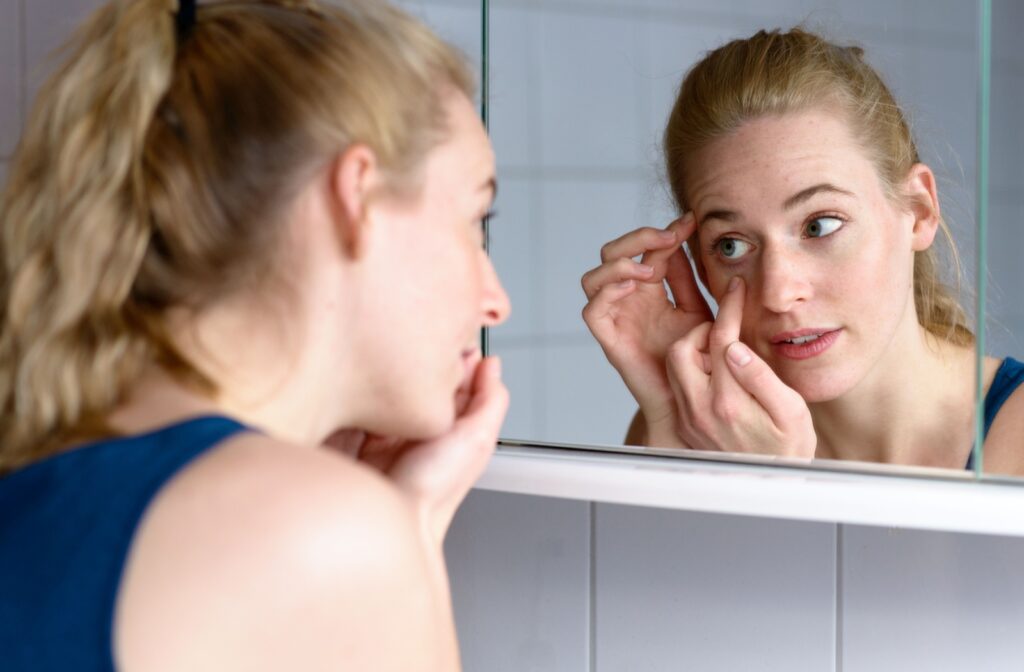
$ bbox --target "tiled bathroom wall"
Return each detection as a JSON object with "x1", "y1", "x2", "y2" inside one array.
[{"x1": 446, "y1": 489, "x2": 1024, "y2": 671}]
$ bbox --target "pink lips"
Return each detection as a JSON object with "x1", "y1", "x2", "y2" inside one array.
[{"x1": 770, "y1": 328, "x2": 842, "y2": 360}]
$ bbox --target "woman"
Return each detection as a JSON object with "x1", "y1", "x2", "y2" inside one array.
[
  {"x1": 582, "y1": 28, "x2": 1024, "y2": 474},
  {"x1": 0, "y1": 0, "x2": 509, "y2": 669}
]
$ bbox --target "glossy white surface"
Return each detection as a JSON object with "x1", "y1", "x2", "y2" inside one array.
[
  {"x1": 445, "y1": 490, "x2": 591, "y2": 672},
  {"x1": 840, "y1": 525, "x2": 1024, "y2": 671},
  {"x1": 479, "y1": 445, "x2": 1024, "y2": 537},
  {"x1": 594, "y1": 504, "x2": 837, "y2": 671}
]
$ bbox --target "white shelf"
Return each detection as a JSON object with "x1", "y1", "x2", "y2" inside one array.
[{"x1": 477, "y1": 443, "x2": 1024, "y2": 537}]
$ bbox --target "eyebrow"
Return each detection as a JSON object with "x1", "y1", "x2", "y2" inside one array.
[
  {"x1": 782, "y1": 183, "x2": 854, "y2": 210},
  {"x1": 699, "y1": 182, "x2": 854, "y2": 226}
]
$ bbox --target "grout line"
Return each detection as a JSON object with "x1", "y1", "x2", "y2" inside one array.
[
  {"x1": 835, "y1": 525, "x2": 844, "y2": 672},
  {"x1": 589, "y1": 501, "x2": 597, "y2": 672}
]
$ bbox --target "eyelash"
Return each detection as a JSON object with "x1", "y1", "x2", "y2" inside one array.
[{"x1": 708, "y1": 212, "x2": 847, "y2": 262}]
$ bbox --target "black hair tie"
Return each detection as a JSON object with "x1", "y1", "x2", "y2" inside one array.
[{"x1": 176, "y1": 0, "x2": 196, "y2": 41}]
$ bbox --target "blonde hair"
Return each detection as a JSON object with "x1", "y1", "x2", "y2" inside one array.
[
  {"x1": 0, "y1": 0, "x2": 473, "y2": 471},
  {"x1": 663, "y1": 27, "x2": 972, "y2": 347}
]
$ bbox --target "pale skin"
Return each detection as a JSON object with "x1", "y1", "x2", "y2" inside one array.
[
  {"x1": 110, "y1": 91, "x2": 511, "y2": 671},
  {"x1": 583, "y1": 108, "x2": 1024, "y2": 474}
]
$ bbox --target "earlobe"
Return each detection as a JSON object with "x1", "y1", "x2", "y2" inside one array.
[
  {"x1": 905, "y1": 163, "x2": 940, "y2": 252},
  {"x1": 328, "y1": 144, "x2": 381, "y2": 260}
]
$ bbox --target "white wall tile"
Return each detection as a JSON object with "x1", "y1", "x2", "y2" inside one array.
[
  {"x1": 841, "y1": 525, "x2": 1024, "y2": 671},
  {"x1": 540, "y1": 340, "x2": 644, "y2": 446},
  {"x1": 489, "y1": 342, "x2": 542, "y2": 441},
  {"x1": 990, "y1": 71, "x2": 1024, "y2": 194},
  {"x1": 400, "y1": 1, "x2": 482, "y2": 87},
  {"x1": 992, "y1": 0, "x2": 1024, "y2": 70},
  {"x1": 445, "y1": 490, "x2": 591, "y2": 672},
  {"x1": 537, "y1": 9, "x2": 646, "y2": 168},
  {"x1": 594, "y1": 505, "x2": 837, "y2": 671},
  {"x1": 489, "y1": 5, "x2": 537, "y2": 169},
  {"x1": 540, "y1": 178, "x2": 648, "y2": 337},
  {"x1": 0, "y1": 0, "x2": 21, "y2": 157},
  {"x1": 986, "y1": 201, "x2": 1024, "y2": 359},
  {"x1": 24, "y1": 0, "x2": 103, "y2": 103}
]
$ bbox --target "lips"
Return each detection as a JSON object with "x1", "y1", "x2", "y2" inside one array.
[{"x1": 769, "y1": 327, "x2": 842, "y2": 360}]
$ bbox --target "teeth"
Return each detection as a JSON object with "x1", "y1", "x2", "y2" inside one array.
[{"x1": 786, "y1": 334, "x2": 821, "y2": 345}]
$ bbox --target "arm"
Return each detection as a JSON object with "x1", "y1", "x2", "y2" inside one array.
[{"x1": 115, "y1": 436, "x2": 460, "y2": 672}]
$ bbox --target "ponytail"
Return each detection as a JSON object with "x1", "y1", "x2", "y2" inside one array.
[
  {"x1": 0, "y1": 0, "x2": 473, "y2": 472},
  {"x1": 0, "y1": 0, "x2": 178, "y2": 469}
]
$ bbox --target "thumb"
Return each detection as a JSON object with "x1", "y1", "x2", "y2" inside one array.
[{"x1": 723, "y1": 341, "x2": 804, "y2": 428}]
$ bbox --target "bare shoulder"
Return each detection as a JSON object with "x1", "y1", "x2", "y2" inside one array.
[
  {"x1": 115, "y1": 432, "x2": 458, "y2": 672},
  {"x1": 982, "y1": 356, "x2": 1024, "y2": 476}
]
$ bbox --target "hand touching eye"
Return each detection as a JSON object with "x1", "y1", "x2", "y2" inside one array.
[{"x1": 664, "y1": 277, "x2": 817, "y2": 458}]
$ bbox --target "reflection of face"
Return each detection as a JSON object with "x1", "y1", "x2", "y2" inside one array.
[
  {"x1": 370, "y1": 91, "x2": 510, "y2": 437},
  {"x1": 688, "y1": 109, "x2": 921, "y2": 403}
]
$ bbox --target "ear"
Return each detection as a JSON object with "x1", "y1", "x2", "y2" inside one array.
[
  {"x1": 326, "y1": 144, "x2": 381, "y2": 260},
  {"x1": 903, "y1": 163, "x2": 940, "y2": 252}
]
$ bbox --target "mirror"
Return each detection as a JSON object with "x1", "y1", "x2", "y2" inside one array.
[
  {"x1": 484, "y1": 0, "x2": 1008, "y2": 477},
  {"x1": 982, "y1": 0, "x2": 1024, "y2": 478}
]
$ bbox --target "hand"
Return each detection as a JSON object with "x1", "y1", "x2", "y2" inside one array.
[
  {"x1": 665, "y1": 276, "x2": 816, "y2": 457},
  {"x1": 323, "y1": 356, "x2": 509, "y2": 545},
  {"x1": 581, "y1": 213, "x2": 713, "y2": 445}
]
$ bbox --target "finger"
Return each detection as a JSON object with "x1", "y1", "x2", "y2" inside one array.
[
  {"x1": 665, "y1": 321, "x2": 713, "y2": 421},
  {"x1": 581, "y1": 258, "x2": 655, "y2": 299},
  {"x1": 709, "y1": 276, "x2": 747, "y2": 401},
  {"x1": 600, "y1": 225, "x2": 680, "y2": 264},
  {"x1": 452, "y1": 356, "x2": 510, "y2": 442},
  {"x1": 638, "y1": 217, "x2": 693, "y2": 280},
  {"x1": 724, "y1": 341, "x2": 809, "y2": 431},
  {"x1": 581, "y1": 279, "x2": 640, "y2": 339}
]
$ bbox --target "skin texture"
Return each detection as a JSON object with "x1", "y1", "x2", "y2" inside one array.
[
  {"x1": 585, "y1": 107, "x2": 1023, "y2": 472},
  {"x1": 111, "y1": 91, "x2": 510, "y2": 671}
]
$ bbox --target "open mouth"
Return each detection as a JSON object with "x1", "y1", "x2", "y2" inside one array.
[{"x1": 770, "y1": 328, "x2": 842, "y2": 360}]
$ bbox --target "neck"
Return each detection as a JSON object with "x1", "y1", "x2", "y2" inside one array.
[
  {"x1": 109, "y1": 290, "x2": 362, "y2": 448},
  {"x1": 809, "y1": 324, "x2": 975, "y2": 469}
]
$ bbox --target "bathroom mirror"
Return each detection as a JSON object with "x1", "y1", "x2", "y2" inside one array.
[
  {"x1": 981, "y1": 0, "x2": 1024, "y2": 479},
  {"x1": 480, "y1": 0, "x2": 1011, "y2": 478}
]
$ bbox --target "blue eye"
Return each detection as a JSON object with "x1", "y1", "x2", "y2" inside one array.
[
  {"x1": 806, "y1": 216, "x2": 843, "y2": 238},
  {"x1": 716, "y1": 237, "x2": 753, "y2": 260}
]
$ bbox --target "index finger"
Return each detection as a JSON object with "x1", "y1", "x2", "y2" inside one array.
[
  {"x1": 709, "y1": 276, "x2": 746, "y2": 398},
  {"x1": 600, "y1": 224, "x2": 681, "y2": 264}
]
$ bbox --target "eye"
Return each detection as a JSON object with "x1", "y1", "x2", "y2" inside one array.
[
  {"x1": 714, "y1": 237, "x2": 753, "y2": 261},
  {"x1": 805, "y1": 216, "x2": 844, "y2": 238}
]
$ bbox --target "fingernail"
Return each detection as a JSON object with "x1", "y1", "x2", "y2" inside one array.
[
  {"x1": 617, "y1": 279, "x2": 635, "y2": 289},
  {"x1": 728, "y1": 276, "x2": 741, "y2": 292},
  {"x1": 659, "y1": 230, "x2": 677, "y2": 240},
  {"x1": 727, "y1": 341, "x2": 752, "y2": 366},
  {"x1": 637, "y1": 263, "x2": 655, "y2": 274}
]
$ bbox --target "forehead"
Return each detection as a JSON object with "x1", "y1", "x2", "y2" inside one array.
[
  {"x1": 687, "y1": 109, "x2": 879, "y2": 208},
  {"x1": 426, "y1": 92, "x2": 494, "y2": 184}
]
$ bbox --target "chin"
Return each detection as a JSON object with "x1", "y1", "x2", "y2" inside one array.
[{"x1": 778, "y1": 369, "x2": 859, "y2": 404}]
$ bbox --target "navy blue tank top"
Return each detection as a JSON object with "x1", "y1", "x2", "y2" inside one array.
[
  {"x1": 0, "y1": 415, "x2": 247, "y2": 672},
  {"x1": 966, "y1": 357, "x2": 1024, "y2": 470}
]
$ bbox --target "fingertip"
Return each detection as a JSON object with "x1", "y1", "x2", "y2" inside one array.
[{"x1": 726, "y1": 341, "x2": 752, "y2": 367}]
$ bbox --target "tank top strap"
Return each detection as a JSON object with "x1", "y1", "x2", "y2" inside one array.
[{"x1": 965, "y1": 357, "x2": 1024, "y2": 470}]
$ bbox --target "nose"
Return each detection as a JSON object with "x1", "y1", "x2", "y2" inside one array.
[
  {"x1": 756, "y1": 245, "x2": 812, "y2": 314},
  {"x1": 480, "y1": 250, "x2": 511, "y2": 327}
]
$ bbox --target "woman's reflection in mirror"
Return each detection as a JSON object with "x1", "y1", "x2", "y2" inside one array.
[{"x1": 582, "y1": 28, "x2": 1024, "y2": 474}]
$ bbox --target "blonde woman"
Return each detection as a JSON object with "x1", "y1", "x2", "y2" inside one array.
[
  {"x1": 0, "y1": 0, "x2": 509, "y2": 669},
  {"x1": 582, "y1": 29, "x2": 1024, "y2": 474}
]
